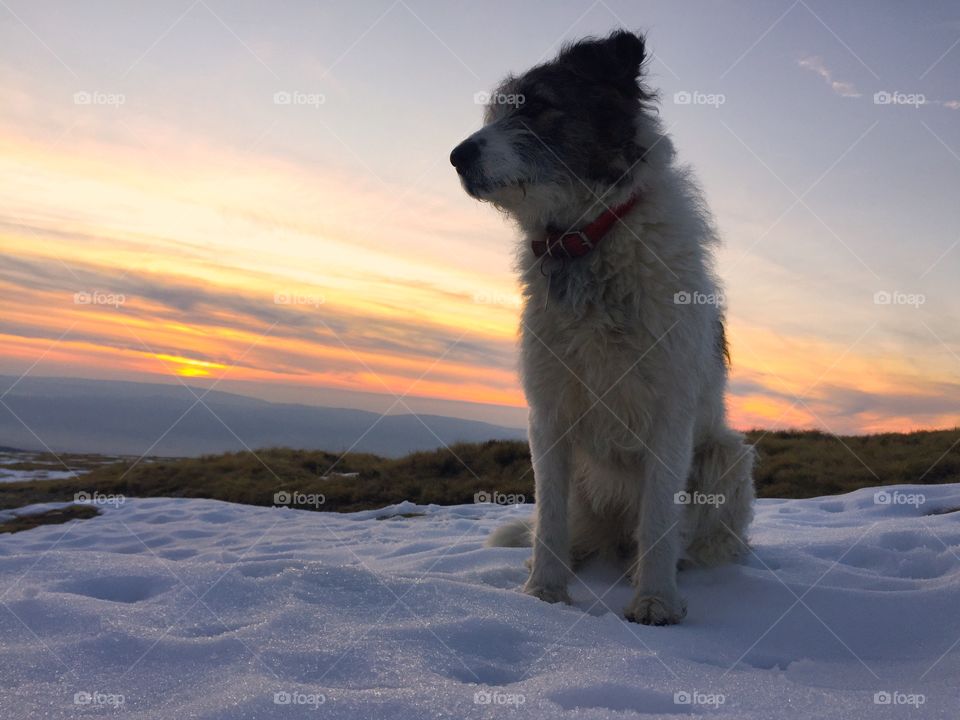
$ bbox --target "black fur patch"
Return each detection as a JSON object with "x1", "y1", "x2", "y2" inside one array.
[{"x1": 500, "y1": 30, "x2": 654, "y2": 187}]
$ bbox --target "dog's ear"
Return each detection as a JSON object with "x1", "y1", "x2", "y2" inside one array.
[
  {"x1": 606, "y1": 30, "x2": 646, "y2": 76},
  {"x1": 562, "y1": 30, "x2": 646, "y2": 86}
]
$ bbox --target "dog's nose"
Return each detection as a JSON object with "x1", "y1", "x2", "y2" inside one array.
[{"x1": 450, "y1": 139, "x2": 481, "y2": 174}]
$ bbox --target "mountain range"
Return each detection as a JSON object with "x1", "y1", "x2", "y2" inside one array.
[{"x1": 0, "y1": 376, "x2": 527, "y2": 458}]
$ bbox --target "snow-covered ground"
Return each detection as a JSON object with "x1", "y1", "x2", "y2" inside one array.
[
  {"x1": 1, "y1": 485, "x2": 959, "y2": 719},
  {"x1": 0, "y1": 468, "x2": 84, "y2": 483},
  {"x1": 0, "y1": 450, "x2": 122, "y2": 483}
]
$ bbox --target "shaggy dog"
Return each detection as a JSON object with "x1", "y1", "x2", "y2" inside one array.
[{"x1": 450, "y1": 30, "x2": 755, "y2": 625}]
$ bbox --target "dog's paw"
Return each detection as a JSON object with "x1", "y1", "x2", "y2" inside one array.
[
  {"x1": 624, "y1": 593, "x2": 687, "y2": 626},
  {"x1": 522, "y1": 580, "x2": 571, "y2": 605}
]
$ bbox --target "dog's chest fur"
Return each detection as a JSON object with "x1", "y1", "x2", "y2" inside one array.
[
  {"x1": 515, "y1": 180, "x2": 718, "y2": 465},
  {"x1": 519, "y1": 250, "x2": 673, "y2": 461}
]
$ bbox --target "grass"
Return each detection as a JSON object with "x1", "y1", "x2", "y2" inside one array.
[
  {"x1": 0, "y1": 429, "x2": 958, "y2": 515},
  {"x1": 0, "y1": 505, "x2": 100, "y2": 534},
  {"x1": 0, "y1": 452, "x2": 121, "y2": 473},
  {"x1": 750, "y1": 428, "x2": 960, "y2": 498}
]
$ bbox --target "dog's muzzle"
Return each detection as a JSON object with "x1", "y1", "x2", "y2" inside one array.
[{"x1": 450, "y1": 138, "x2": 484, "y2": 175}]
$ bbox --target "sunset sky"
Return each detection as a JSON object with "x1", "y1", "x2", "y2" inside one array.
[{"x1": 2, "y1": 0, "x2": 959, "y2": 435}]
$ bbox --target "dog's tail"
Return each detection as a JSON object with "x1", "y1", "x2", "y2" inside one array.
[
  {"x1": 485, "y1": 517, "x2": 534, "y2": 547},
  {"x1": 683, "y1": 429, "x2": 756, "y2": 566}
]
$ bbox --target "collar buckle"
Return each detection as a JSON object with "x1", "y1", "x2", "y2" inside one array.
[{"x1": 533, "y1": 193, "x2": 640, "y2": 261}]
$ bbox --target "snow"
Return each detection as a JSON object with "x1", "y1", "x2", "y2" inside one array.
[
  {"x1": 0, "y1": 468, "x2": 83, "y2": 483},
  {"x1": 0, "y1": 450, "x2": 113, "y2": 483},
  {"x1": 0, "y1": 501, "x2": 86, "y2": 524},
  {"x1": 1, "y1": 485, "x2": 959, "y2": 719},
  {"x1": 0, "y1": 450, "x2": 134, "y2": 483}
]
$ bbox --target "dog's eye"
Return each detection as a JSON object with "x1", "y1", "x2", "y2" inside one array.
[{"x1": 517, "y1": 96, "x2": 551, "y2": 115}]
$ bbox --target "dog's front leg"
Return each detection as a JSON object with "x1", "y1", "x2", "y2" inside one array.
[
  {"x1": 624, "y1": 424, "x2": 693, "y2": 625},
  {"x1": 523, "y1": 412, "x2": 572, "y2": 604}
]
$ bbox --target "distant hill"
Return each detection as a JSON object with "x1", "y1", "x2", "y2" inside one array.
[{"x1": 0, "y1": 376, "x2": 526, "y2": 457}]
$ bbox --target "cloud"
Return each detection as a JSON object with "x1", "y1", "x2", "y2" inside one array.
[
  {"x1": 797, "y1": 56, "x2": 959, "y2": 111},
  {"x1": 798, "y1": 56, "x2": 861, "y2": 98},
  {"x1": 0, "y1": 252, "x2": 520, "y2": 383},
  {"x1": 728, "y1": 373, "x2": 960, "y2": 433}
]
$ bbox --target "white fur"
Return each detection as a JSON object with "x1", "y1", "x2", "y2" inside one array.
[
  {"x1": 461, "y1": 124, "x2": 527, "y2": 187},
  {"x1": 483, "y1": 110, "x2": 756, "y2": 625}
]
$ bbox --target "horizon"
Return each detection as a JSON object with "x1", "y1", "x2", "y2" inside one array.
[
  {"x1": 7, "y1": 372, "x2": 960, "y2": 438},
  {"x1": 3, "y1": 0, "x2": 960, "y2": 441}
]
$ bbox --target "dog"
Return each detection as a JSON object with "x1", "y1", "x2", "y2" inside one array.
[{"x1": 450, "y1": 30, "x2": 755, "y2": 625}]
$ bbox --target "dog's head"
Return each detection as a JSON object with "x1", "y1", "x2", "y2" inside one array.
[{"x1": 451, "y1": 30, "x2": 651, "y2": 217}]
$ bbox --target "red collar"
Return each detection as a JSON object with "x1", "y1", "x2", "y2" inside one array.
[{"x1": 532, "y1": 194, "x2": 640, "y2": 260}]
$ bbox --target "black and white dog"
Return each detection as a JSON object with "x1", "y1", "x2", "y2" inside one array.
[{"x1": 451, "y1": 30, "x2": 755, "y2": 625}]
